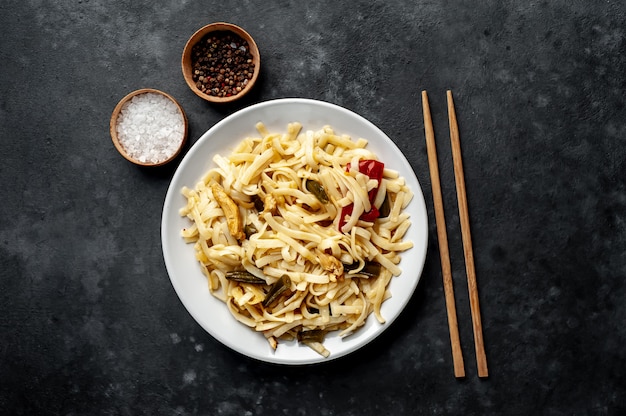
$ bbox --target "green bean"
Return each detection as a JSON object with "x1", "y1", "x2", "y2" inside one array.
[
  {"x1": 262, "y1": 275, "x2": 291, "y2": 307},
  {"x1": 297, "y1": 329, "x2": 326, "y2": 343},
  {"x1": 343, "y1": 261, "x2": 382, "y2": 278},
  {"x1": 305, "y1": 180, "x2": 329, "y2": 204},
  {"x1": 225, "y1": 270, "x2": 266, "y2": 284}
]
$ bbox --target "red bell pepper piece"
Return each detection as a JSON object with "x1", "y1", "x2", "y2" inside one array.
[{"x1": 338, "y1": 160, "x2": 385, "y2": 231}]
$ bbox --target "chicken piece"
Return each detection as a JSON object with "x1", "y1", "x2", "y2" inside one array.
[
  {"x1": 316, "y1": 250, "x2": 344, "y2": 277},
  {"x1": 211, "y1": 183, "x2": 245, "y2": 240},
  {"x1": 262, "y1": 193, "x2": 278, "y2": 215}
]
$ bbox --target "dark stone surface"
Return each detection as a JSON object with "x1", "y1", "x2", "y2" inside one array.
[{"x1": 1, "y1": 0, "x2": 625, "y2": 414}]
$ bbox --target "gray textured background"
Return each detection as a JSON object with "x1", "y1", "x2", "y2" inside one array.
[{"x1": 1, "y1": 0, "x2": 625, "y2": 414}]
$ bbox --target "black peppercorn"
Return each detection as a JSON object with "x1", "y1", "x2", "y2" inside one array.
[{"x1": 190, "y1": 31, "x2": 255, "y2": 98}]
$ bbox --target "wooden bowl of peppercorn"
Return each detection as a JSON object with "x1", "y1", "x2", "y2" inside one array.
[{"x1": 182, "y1": 22, "x2": 260, "y2": 103}]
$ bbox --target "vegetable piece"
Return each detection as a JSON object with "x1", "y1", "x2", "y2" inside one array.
[
  {"x1": 378, "y1": 193, "x2": 391, "y2": 218},
  {"x1": 225, "y1": 270, "x2": 266, "y2": 284},
  {"x1": 297, "y1": 329, "x2": 327, "y2": 343},
  {"x1": 338, "y1": 160, "x2": 385, "y2": 230},
  {"x1": 244, "y1": 224, "x2": 258, "y2": 239},
  {"x1": 262, "y1": 275, "x2": 291, "y2": 307},
  {"x1": 253, "y1": 194, "x2": 264, "y2": 212},
  {"x1": 211, "y1": 183, "x2": 245, "y2": 240},
  {"x1": 343, "y1": 261, "x2": 382, "y2": 278},
  {"x1": 305, "y1": 179, "x2": 329, "y2": 204}
]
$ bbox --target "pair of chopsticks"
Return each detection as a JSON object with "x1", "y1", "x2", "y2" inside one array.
[{"x1": 422, "y1": 90, "x2": 488, "y2": 378}]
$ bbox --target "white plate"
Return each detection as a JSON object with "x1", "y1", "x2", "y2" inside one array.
[{"x1": 161, "y1": 98, "x2": 428, "y2": 365}]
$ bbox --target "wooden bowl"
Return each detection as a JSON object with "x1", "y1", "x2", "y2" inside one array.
[
  {"x1": 110, "y1": 88, "x2": 188, "y2": 167},
  {"x1": 181, "y1": 22, "x2": 260, "y2": 103}
]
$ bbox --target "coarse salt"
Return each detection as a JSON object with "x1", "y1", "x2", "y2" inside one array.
[{"x1": 116, "y1": 92, "x2": 185, "y2": 164}]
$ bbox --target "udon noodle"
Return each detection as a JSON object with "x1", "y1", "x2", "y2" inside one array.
[{"x1": 180, "y1": 122, "x2": 414, "y2": 357}]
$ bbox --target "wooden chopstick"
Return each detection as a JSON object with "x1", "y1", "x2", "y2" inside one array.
[
  {"x1": 446, "y1": 90, "x2": 489, "y2": 378},
  {"x1": 421, "y1": 91, "x2": 465, "y2": 378}
]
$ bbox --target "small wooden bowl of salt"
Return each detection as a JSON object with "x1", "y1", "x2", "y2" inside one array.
[{"x1": 110, "y1": 88, "x2": 188, "y2": 166}]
